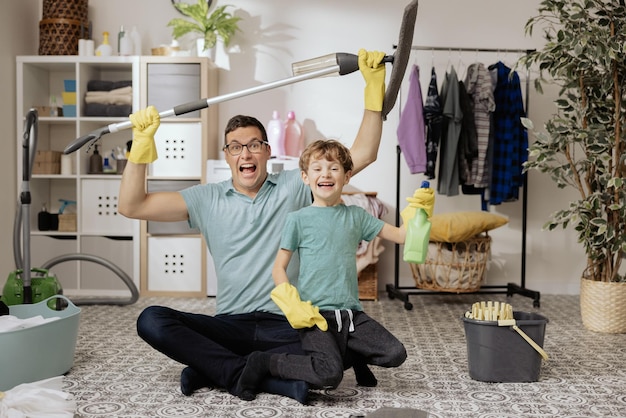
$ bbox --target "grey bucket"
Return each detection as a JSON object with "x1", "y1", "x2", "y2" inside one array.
[{"x1": 462, "y1": 311, "x2": 548, "y2": 382}]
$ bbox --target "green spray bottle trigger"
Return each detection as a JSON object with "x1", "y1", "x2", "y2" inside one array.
[{"x1": 403, "y1": 181, "x2": 432, "y2": 264}]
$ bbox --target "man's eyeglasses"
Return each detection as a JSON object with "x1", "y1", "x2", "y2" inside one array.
[{"x1": 223, "y1": 140, "x2": 267, "y2": 156}]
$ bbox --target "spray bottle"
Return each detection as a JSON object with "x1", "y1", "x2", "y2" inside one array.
[{"x1": 403, "y1": 181, "x2": 432, "y2": 264}]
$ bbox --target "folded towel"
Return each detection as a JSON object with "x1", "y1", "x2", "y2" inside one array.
[
  {"x1": 87, "y1": 79, "x2": 132, "y2": 92},
  {"x1": 84, "y1": 90, "x2": 132, "y2": 106},
  {"x1": 84, "y1": 103, "x2": 132, "y2": 117},
  {"x1": 87, "y1": 80, "x2": 113, "y2": 91}
]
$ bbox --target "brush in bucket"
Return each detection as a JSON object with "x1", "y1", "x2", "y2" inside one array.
[{"x1": 462, "y1": 301, "x2": 549, "y2": 382}]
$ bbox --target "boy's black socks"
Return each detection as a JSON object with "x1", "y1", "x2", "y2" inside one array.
[
  {"x1": 353, "y1": 362, "x2": 378, "y2": 387},
  {"x1": 236, "y1": 351, "x2": 272, "y2": 401}
]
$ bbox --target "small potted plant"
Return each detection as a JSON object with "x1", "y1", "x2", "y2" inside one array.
[
  {"x1": 519, "y1": 0, "x2": 626, "y2": 333},
  {"x1": 167, "y1": 0, "x2": 241, "y2": 54}
]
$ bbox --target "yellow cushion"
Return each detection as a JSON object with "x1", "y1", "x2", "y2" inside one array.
[{"x1": 430, "y1": 211, "x2": 508, "y2": 243}]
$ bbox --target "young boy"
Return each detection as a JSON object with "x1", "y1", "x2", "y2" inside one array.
[{"x1": 235, "y1": 139, "x2": 433, "y2": 401}]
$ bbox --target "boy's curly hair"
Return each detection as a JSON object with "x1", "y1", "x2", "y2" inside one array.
[{"x1": 299, "y1": 139, "x2": 353, "y2": 173}]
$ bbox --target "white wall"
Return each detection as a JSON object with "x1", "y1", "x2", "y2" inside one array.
[
  {"x1": 2, "y1": 0, "x2": 583, "y2": 296},
  {"x1": 0, "y1": 1, "x2": 39, "y2": 280}
]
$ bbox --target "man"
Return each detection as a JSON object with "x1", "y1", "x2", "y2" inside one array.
[{"x1": 118, "y1": 49, "x2": 386, "y2": 403}]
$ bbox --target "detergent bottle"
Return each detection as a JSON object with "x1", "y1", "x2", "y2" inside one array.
[
  {"x1": 267, "y1": 110, "x2": 285, "y2": 157},
  {"x1": 403, "y1": 181, "x2": 433, "y2": 264},
  {"x1": 95, "y1": 32, "x2": 113, "y2": 57},
  {"x1": 284, "y1": 111, "x2": 304, "y2": 157}
]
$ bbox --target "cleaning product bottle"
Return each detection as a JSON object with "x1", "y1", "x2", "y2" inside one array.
[
  {"x1": 267, "y1": 110, "x2": 285, "y2": 157},
  {"x1": 95, "y1": 32, "x2": 113, "y2": 57},
  {"x1": 284, "y1": 111, "x2": 304, "y2": 157},
  {"x1": 89, "y1": 144, "x2": 103, "y2": 174},
  {"x1": 103, "y1": 157, "x2": 115, "y2": 173},
  {"x1": 403, "y1": 181, "x2": 433, "y2": 264},
  {"x1": 117, "y1": 25, "x2": 125, "y2": 55},
  {"x1": 129, "y1": 26, "x2": 142, "y2": 55}
]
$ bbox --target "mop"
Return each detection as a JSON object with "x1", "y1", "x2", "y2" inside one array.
[{"x1": 64, "y1": 0, "x2": 418, "y2": 155}]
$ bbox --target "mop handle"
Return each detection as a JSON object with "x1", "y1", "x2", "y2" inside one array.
[
  {"x1": 64, "y1": 53, "x2": 394, "y2": 155},
  {"x1": 65, "y1": 64, "x2": 343, "y2": 154}
]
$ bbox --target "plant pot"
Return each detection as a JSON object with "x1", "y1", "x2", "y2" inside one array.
[
  {"x1": 196, "y1": 38, "x2": 215, "y2": 60},
  {"x1": 580, "y1": 277, "x2": 626, "y2": 333}
]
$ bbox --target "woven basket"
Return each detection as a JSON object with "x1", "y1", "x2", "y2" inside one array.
[
  {"x1": 39, "y1": 18, "x2": 82, "y2": 55},
  {"x1": 42, "y1": 0, "x2": 88, "y2": 24},
  {"x1": 580, "y1": 278, "x2": 626, "y2": 333},
  {"x1": 410, "y1": 234, "x2": 491, "y2": 293},
  {"x1": 358, "y1": 264, "x2": 378, "y2": 301}
]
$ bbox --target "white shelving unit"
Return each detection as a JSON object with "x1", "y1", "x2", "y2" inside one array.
[{"x1": 16, "y1": 55, "x2": 218, "y2": 298}]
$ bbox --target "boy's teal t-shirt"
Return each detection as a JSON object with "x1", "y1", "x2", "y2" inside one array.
[{"x1": 280, "y1": 204, "x2": 384, "y2": 311}]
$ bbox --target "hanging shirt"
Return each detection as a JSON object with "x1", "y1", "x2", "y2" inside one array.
[
  {"x1": 464, "y1": 62, "x2": 495, "y2": 189},
  {"x1": 487, "y1": 61, "x2": 528, "y2": 205},
  {"x1": 437, "y1": 66, "x2": 462, "y2": 196},
  {"x1": 457, "y1": 79, "x2": 478, "y2": 186},
  {"x1": 424, "y1": 67, "x2": 443, "y2": 179},
  {"x1": 397, "y1": 64, "x2": 427, "y2": 174}
]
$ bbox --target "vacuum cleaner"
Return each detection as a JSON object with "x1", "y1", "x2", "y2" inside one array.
[
  {"x1": 2, "y1": 108, "x2": 139, "y2": 308},
  {"x1": 2, "y1": 109, "x2": 63, "y2": 308}
]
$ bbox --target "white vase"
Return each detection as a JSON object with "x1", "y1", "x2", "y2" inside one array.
[{"x1": 196, "y1": 38, "x2": 215, "y2": 60}]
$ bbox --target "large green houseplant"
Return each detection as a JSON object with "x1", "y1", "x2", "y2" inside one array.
[
  {"x1": 167, "y1": 0, "x2": 241, "y2": 51},
  {"x1": 519, "y1": 0, "x2": 626, "y2": 332}
]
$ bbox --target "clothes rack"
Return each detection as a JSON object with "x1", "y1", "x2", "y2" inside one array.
[{"x1": 386, "y1": 45, "x2": 541, "y2": 310}]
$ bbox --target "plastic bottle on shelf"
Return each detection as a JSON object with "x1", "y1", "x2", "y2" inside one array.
[
  {"x1": 129, "y1": 26, "x2": 142, "y2": 55},
  {"x1": 119, "y1": 34, "x2": 133, "y2": 56},
  {"x1": 267, "y1": 110, "x2": 285, "y2": 157},
  {"x1": 89, "y1": 144, "x2": 103, "y2": 174},
  {"x1": 95, "y1": 32, "x2": 113, "y2": 57},
  {"x1": 103, "y1": 157, "x2": 115, "y2": 173},
  {"x1": 117, "y1": 25, "x2": 125, "y2": 55},
  {"x1": 403, "y1": 181, "x2": 433, "y2": 264},
  {"x1": 284, "y1": 111, "x2": 304, "y2": 157},
  {"x1": 50, "y1": 95, "x2": 58, "y2": 117}
]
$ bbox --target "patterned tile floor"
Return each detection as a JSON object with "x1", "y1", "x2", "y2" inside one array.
[{"x1": 63, "y1": 292, "x2": 626, "y2": 417}]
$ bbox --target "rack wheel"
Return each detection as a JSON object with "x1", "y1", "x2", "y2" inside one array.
[{"x1": 404, "y1": 302, "x2": 413, "y2": 310}]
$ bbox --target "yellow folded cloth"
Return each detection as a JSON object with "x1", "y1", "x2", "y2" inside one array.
[{"x1": 61, "y1": 92, "x2": 76, "y2": 105}]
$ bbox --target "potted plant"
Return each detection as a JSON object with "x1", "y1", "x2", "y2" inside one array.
[
  {"x1": 519, "y1": 0, "x2": 626, "y2": 333},
  {"x1": 167, "y1": 0, "x2": 241, "y2": 54}
]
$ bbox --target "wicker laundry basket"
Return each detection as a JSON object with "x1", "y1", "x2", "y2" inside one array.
[{"x1": 410, "y1": 233, "x2": 491, "y2": 293}]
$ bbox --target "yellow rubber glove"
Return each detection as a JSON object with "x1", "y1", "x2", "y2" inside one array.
[
  {"x1": 271, "y1": 283, "x2": 328, "y2": 331},
  {"x1": 128, "y1": 106, "x2": 160, "y2": 164},
  {"x1": 358, "y1": 49, "x2": 386, "y2": 112},
  {"x1": 400, "y1": 187, "x2": 435, "y2": 225}
]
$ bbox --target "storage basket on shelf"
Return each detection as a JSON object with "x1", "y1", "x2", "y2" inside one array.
[
  {"x1": 39, "y1": 18, "x2": 83, "y2": 55},
  {"x1": 42, "y1": 0, "x2": 88, "y2": 24},
  {"x1": 410, "y1": 233, "x2": 491, "y2": 293}
]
